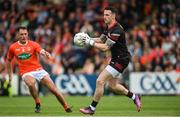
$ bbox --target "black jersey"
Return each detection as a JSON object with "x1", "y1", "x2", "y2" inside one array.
[{"x1": 103, "y1": 23, "x2": 131, "y2": 59}]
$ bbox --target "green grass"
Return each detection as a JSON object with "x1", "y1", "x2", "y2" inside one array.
[{"x1": 0, "y1": 95, "x2": 180, "y2": 116}]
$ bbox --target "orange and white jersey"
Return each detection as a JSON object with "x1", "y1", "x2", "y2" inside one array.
[{"x1": 7, "y1": 40, "x2": 43, "y2": 76}]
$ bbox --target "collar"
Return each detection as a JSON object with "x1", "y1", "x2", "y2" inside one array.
[
  {"x1": 18, "y1": 40, "x2": 28, "y2": 46},
  {"x1": 108, "y1": 21, "x2": 117, "y2": 30}
]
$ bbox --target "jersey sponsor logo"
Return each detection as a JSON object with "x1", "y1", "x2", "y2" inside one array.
[
  {"x1": 18, "y1": 53, "x2": 31, "y2": 60},
  {"x1": 140, "y1": 74, "x2": 176, "y2": 92}
]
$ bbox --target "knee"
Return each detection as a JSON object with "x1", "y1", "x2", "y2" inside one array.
[
  {"x1": 27, "y1": 83, "x2": 35, "y2": 89},
  {"x1": 108, "y1": 82, "x2": 116, "y2": 90},
  {"x1": 96, "y1": 79, "x2": 105, "y2": 86}
]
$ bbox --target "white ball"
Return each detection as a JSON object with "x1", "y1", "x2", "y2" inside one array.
[{"x1": 73, "y1": 33, "x2": 85, "y2": 47}]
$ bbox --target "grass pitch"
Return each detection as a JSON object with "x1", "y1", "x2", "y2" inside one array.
[{"x1": 0, "y1": 95, "x2": 179, "y2": 116}]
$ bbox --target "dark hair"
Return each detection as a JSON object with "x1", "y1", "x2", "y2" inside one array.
[
  {"x1": 104, "y1": 6, "x2": 119, "y2": 21},
  {"x1": 17, "y1": 26, "x2": 28, "y2": 32},
  {"x1": 104, "y1": 6, "x2": 118, "y2": 16}
]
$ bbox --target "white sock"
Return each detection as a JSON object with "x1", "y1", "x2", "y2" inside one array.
[
  {"x1": 132, "y1": 94, "x2": 136, "y2": 100},
  {"x1": 90, "y1": 105, "x2": 96, "y2": 111}
]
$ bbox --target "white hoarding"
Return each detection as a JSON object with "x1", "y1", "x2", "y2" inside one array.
[{"x1": 130, "y1": 72, "x2": 180, "y2": 95}]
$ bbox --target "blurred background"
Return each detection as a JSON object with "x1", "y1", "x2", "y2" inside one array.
[{"x1": 0, "y1": 0, "x2": 179, "y2": 97}]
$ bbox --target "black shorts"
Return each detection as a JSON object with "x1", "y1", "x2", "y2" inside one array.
[{"x1": 109, "y1": 56, "x2": 130, "y2": 73}]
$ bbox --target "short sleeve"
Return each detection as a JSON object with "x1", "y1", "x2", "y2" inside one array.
[{"x1": 33, "y1": 42, "x2": 42, "y2": 53}]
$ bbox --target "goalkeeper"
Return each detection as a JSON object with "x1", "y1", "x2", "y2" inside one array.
[{"x1": 77, "y1": 7, "x2": 142, "y2": 115}]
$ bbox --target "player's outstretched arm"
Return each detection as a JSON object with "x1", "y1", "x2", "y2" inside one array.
[
  {"x1": 83, "y1": 33, "x2": 115, "y2": 52},
  {"x1": 93, "y1": 43, "x2": 110, "y2": 51},
  {"x1": 91, "y1": 38, "x2": 103, "y2": 43}
]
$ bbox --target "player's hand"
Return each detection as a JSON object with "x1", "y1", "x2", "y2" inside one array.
[
  {"x1": 44, "y1": 51, "x2": 52, "y2": 59},
  {"x1": 82, "y1": 33, "x2": 95, "y2": 46},
  {"x1": 40, "y1": 50, "x2": 52, "y2": 59}
]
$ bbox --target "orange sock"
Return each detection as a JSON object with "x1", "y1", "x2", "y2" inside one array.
[
  {"x1": 35, "y1": 98, "x2": 41, "y2": 104},
  {"x1": 63, "y1": 103, "x2": 68, "y2": 110}
]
